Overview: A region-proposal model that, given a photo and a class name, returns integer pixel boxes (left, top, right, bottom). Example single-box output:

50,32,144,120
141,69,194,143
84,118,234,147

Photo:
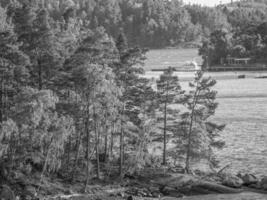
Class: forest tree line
0,0,226,188
2,0,267,49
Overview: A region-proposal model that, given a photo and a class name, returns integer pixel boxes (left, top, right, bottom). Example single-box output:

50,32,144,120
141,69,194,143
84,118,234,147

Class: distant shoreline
143,70,267,81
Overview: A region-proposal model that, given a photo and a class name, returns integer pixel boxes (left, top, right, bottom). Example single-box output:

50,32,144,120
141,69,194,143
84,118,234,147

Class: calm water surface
145,49,267,176
213,79,267,176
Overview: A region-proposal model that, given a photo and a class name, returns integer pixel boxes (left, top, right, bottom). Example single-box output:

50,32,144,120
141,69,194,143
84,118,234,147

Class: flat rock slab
162,192,267,200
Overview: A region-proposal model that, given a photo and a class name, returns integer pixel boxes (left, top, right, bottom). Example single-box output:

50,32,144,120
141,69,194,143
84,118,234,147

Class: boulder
189,181,242,195
237,173,258,186
25,185,37,197
127,196,134,200
160,186,184,198
249,183,262,189
0,185,16,200
222,175,244,188
260,177,267,190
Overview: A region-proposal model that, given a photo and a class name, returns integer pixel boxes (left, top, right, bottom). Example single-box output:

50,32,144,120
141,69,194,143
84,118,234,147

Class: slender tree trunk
185,86,199,174
94,106,100,179
40,138,53,180
66,135,71,171
185,111,194,174
103,113,108,163
4,80,8,122
38,60,42,90
104,132,108,163
0,78,3,125
163,81,169,165
110,123,115,160
163,100,167,165
119,117,124,179
84,100,91,189
9,131,15,168
71,131,82,181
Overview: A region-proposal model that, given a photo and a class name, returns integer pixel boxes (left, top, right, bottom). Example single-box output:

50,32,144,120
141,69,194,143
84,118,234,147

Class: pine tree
179,71,225,173
61,28,122,187
12,2,36,53
0,5,29,125
125,77,157,174
31,8,62,90
156,67,182,165
114,31,147,179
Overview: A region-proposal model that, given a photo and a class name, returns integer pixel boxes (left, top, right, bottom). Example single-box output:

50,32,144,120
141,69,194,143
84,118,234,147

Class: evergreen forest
0,0,266,199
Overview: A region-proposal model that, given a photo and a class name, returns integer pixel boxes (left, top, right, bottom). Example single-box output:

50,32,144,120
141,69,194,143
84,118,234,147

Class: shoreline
142,70,267,81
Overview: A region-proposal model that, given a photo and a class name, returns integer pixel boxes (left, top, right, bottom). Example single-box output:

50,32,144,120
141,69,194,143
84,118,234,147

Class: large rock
238,174,258,186
166,192,267,200
0,185,16,200
160,186,184,198
155,173,242,196
222,174,244,188
189,181,242,195
260,177,267,190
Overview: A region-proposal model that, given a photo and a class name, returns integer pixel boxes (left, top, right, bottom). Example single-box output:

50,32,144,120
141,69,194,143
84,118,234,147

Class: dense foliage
1,0,266,50
0,0,226,193
198,0,267,66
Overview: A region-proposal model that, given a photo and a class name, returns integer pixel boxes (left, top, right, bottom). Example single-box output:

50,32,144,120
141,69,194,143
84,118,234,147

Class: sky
183,0,233,7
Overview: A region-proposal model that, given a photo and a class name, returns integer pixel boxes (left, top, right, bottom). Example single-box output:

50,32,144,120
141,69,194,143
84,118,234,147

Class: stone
117,192,125,198
262,184,267,190
222,174,244,188
249,183,262,189
0,185,16,200
160,186,183,198
239,174,258,186
260,177,267,185
151,190,161,198
25,186,37,197
127,196,134,200
260,177,267,190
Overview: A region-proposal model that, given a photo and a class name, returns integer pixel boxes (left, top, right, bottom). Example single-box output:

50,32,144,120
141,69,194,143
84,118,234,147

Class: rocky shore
1,167,267,200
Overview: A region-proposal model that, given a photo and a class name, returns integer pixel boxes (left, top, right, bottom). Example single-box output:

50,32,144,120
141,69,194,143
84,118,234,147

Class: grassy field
144,48,202,71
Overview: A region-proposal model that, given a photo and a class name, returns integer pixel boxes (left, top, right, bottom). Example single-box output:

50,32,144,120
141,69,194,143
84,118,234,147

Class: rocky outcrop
0,185,16,200
238,173,258,186
222,174,244,188
170,192,267,200
260,177,267,190
154,173,243,196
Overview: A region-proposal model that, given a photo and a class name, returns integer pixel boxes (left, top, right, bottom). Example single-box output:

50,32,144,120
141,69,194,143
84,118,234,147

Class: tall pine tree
156,67,182,165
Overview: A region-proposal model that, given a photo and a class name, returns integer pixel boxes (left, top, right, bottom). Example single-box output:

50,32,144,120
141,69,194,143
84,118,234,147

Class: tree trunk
104,132,108,163
38,60,42,90
84,101,91,190
163,81,169,166
163,100,167,165
110,123,115,160
185,86,199,174
66,135,71,171
0,79,3,125
103,113,108,163
94,106,100,179
71,131,82,181
119,117,124,180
